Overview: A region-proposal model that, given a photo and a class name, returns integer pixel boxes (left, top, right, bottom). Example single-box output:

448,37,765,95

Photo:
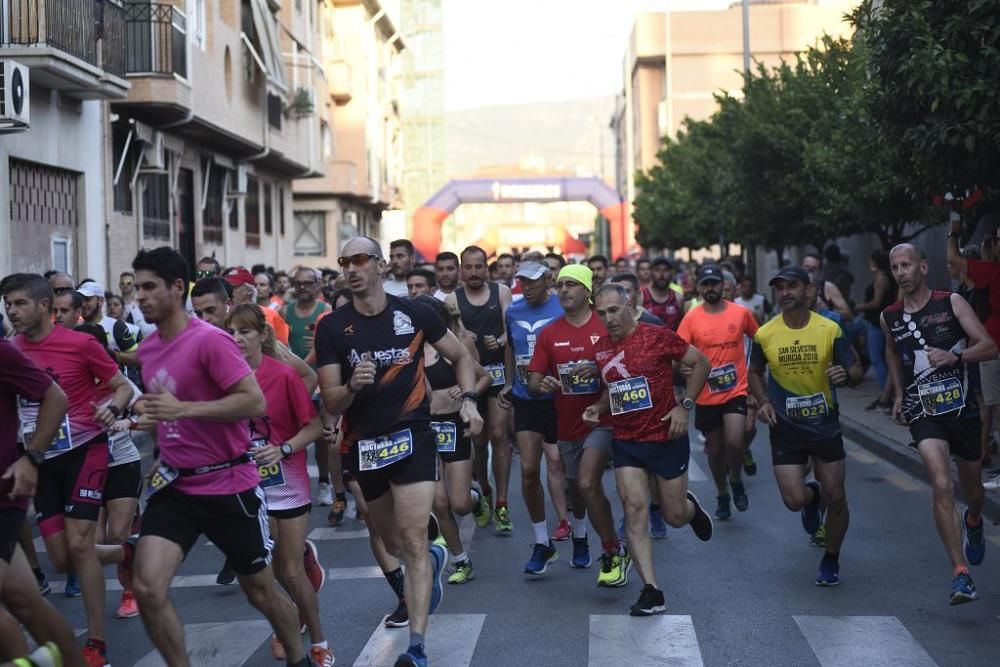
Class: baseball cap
651,257,674,269
768,265,811,286
514,261,549,281
696,264,723,285
224,267,254,288
76,282,105,298
557,265,593,292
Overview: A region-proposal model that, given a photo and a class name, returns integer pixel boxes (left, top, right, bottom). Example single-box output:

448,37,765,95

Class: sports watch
23,449,45,467
279,443,294,459
680,397,695,411
461,392,478,402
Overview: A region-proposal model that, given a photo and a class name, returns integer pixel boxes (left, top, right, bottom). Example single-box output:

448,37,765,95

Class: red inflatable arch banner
411,177,630,260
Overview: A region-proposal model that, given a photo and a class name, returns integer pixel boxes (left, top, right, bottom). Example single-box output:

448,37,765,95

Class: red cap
224,267,254,287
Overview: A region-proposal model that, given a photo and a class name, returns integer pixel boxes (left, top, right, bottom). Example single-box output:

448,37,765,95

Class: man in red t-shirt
528,265,628,588
583,283,713,617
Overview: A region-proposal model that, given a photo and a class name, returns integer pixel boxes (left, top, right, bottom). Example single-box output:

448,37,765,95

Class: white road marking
134,620,271,666
352,614,486,667
589,614,704,667
794,615,938,667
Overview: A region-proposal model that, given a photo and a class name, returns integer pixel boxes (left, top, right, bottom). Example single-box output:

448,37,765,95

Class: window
142,171,171,241
278,186,285,235
241,0,258,83
263,182,273,235
112,124,135,214
188,0,206,49
51,238,70,274
245,175,260,247
203,164,227,245
293,211,324,256
267,93,282,129
321,122,333,160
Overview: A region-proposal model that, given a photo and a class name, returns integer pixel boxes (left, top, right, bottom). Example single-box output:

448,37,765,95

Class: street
36,429,1000,667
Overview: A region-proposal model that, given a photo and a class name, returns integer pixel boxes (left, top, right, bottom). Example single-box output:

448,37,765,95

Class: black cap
696,264,723,284
651,256,674,269
768,265,811,286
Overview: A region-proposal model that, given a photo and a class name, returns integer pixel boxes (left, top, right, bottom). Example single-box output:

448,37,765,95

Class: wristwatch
279,443,294,459
954,350,964,365
680,397,695,411
23,450,45,467
106,404,122,418
461,391,478,402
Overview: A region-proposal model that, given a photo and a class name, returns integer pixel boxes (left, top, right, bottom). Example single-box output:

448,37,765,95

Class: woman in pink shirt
225,305,333,667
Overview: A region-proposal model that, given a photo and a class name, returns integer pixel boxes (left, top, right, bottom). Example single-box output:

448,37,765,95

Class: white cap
76,282,105,298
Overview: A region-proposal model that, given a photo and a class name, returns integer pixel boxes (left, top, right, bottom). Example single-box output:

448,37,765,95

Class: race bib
431,421,457,453
707,363,738,393
358,429,414,471
18,397,73,453
485,363,506,387
515,356,532,386
557,361,599,395
251,438,286,488
146,463,179,498
609,376,653,415
918,377,965,417
785,392,830,422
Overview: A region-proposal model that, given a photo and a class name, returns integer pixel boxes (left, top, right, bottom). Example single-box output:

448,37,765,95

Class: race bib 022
785,392,830,422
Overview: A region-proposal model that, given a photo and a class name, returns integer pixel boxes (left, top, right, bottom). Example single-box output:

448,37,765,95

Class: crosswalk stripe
328,566,385,580
309,527,371,540
794,615,938,667
588,615,703,667
134,620,271,666
352,614,486,667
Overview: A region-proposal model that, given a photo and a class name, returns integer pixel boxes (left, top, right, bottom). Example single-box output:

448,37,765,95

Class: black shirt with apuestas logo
315,294,447,442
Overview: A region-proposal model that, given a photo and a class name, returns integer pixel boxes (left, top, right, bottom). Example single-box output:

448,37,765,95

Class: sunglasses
337,253,381,268
53,287,74,295
293,280,318,288
195,269,217,279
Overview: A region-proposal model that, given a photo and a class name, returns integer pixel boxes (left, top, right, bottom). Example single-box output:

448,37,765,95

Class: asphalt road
34,428,1000,666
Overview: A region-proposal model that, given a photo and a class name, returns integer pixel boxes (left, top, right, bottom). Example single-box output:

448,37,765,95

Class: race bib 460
609,377,653,415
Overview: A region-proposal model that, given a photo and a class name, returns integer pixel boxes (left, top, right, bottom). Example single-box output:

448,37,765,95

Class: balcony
1,0,129,99
328,60,352,105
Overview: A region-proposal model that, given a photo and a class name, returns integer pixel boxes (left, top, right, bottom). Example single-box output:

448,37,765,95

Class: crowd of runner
0,229,997,666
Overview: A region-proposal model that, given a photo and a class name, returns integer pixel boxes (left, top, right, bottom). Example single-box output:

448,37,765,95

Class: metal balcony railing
123,2,186,78
2,0,125,70
101,1,125,77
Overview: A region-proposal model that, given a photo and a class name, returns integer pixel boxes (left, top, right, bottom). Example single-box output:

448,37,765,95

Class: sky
442,0,734,111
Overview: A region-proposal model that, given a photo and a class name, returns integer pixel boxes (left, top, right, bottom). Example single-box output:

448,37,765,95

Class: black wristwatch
461,391,478,402
680,397,695,411
279,443,294,459
954,350,964,365
23,449,45,467
107,404,122,418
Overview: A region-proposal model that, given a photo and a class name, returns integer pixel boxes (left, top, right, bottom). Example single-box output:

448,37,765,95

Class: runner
585,284,714,615
748,265,862,587
415,295,490,585
528,265,630,587
676,264,759,521
384,239,416,297
51,291,82,329
883,243,995,604
499,260,572,574
119,271,157,338
77,281,140,368
406,269,436,299
225,267,291,346
225,304,334,665
587,256,609,290
316,236,484,667
641,258,684,330
447,246,514,533
736,274,771,326
2,273,135,666
433,252,460,301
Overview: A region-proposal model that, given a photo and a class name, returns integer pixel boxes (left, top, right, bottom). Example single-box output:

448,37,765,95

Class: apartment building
0,0,130,279
106,0,325,277
292,0,404,266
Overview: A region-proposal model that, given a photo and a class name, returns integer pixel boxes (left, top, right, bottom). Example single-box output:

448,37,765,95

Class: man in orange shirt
677,264,759,521
225,267,290,345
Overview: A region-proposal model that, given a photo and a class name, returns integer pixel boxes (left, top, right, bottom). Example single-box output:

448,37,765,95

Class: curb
841,414,1000,524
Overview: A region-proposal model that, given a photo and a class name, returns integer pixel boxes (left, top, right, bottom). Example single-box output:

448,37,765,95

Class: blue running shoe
616,517,626,542
801,481,822,535
815,557,840,587
429,539,446,614
649,509,667,539
571,536,592,568
963,508,985,566
950,571,979,605
64,572,81,598
394,643,428,667
523,541,558,575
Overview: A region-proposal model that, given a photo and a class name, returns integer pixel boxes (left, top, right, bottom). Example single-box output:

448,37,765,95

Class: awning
248,0,288,95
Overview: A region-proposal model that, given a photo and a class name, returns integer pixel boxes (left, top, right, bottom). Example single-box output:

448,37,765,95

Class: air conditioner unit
140,132,166,172
227,164,249,197
0,60,30,132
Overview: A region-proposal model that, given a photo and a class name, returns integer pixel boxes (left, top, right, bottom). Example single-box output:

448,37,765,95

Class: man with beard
384,240,416,297
78,282,139,369
448,246,514,533
642,258,684,331
677,265,759,521
748,266,862,587
434,252,460,301
637,258,652,291
587,255,609,290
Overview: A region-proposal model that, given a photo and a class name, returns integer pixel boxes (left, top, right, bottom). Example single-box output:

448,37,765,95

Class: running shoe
310,645,335,667
815,557,840,587
317,482,334,506
649,509,668,539
81,640,107,667
448,559,474,585
394,644,428,667
384,599,409,628
552,518,572,541
523,541,558,575
950,571,979,605
963,508,986,566
64,572,81,598
14,641,61,667
687,492,713,541
474,491,493,528
731,480,749,512
494,506,513,535
327,498,347,526
597,552,629,587
571,536,592,568
743,448,758,476
34,569,50,597
810,524,827,548
216,561,236,586
304,539,326,592
715,494,732,521
629,584,666,616
116,589,139,618
429,539,446,613
801,480,823,535
984,474,1000,491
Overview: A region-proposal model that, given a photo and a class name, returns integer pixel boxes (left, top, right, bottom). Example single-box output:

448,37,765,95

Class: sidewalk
838,376,1000,522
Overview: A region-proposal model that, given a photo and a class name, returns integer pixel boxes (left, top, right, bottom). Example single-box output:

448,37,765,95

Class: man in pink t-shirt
120,247,312,667
2,272,134,666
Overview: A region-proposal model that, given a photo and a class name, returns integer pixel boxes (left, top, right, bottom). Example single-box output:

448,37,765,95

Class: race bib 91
431,421,457,453
609,377,653,415
358,429,414,471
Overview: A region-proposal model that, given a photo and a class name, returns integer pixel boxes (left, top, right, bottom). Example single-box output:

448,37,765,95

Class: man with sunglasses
316,237,484,667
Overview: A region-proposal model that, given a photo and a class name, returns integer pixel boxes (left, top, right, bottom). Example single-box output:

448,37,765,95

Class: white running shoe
317,482,334,506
